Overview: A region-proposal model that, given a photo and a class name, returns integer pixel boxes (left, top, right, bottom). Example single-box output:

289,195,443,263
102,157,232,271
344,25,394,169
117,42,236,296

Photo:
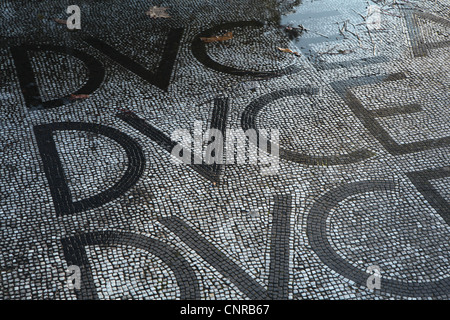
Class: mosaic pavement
0,0,449,300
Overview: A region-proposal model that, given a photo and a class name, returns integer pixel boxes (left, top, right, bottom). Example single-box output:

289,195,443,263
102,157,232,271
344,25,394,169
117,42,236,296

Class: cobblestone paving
0,0,449,299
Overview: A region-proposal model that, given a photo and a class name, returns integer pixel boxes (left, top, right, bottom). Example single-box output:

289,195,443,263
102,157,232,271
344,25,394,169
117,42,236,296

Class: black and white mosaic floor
0,0,449,300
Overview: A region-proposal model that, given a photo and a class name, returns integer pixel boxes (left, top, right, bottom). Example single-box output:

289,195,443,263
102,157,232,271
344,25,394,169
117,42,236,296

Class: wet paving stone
0,0,449,300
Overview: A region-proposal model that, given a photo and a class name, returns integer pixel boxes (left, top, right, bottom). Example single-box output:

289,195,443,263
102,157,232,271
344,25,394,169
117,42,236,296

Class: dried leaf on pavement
54,18,67,25
70,94,90,99
200,32,233,43
277,47,301,56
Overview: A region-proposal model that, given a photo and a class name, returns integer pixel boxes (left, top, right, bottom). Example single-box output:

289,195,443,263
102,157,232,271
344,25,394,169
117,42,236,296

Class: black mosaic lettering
306,180,450,297
241,87,374,165
82,28,183,92
330,73,450,155
61,231,200,300
192,21,301,77
159,195,292,300
11,44,105,110
402,9,450,57
406,166,450,226
116,97,229,183
34,122,145,216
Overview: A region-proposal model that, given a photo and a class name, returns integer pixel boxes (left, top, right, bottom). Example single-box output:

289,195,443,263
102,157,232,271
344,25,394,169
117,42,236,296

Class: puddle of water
279,0,371,61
